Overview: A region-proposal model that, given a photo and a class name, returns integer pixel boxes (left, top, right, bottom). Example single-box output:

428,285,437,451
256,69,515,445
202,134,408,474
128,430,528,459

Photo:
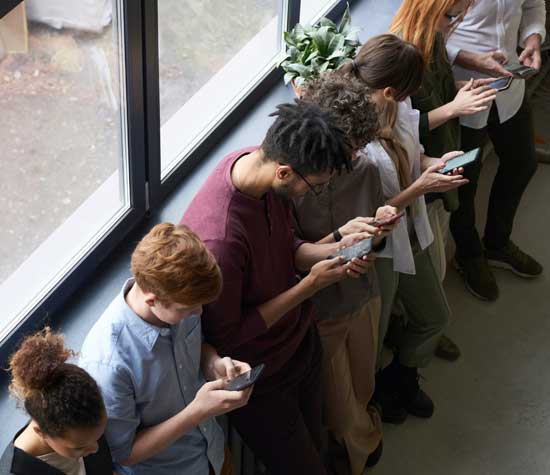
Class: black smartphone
225,364,265,391
439,148,481,175
505,63,537,78
488,76,513,91
330,238,373,263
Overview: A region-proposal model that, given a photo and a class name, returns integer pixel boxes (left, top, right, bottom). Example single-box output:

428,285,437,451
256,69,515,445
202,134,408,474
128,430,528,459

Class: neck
125,282,167,328
14,421,54,457
231,148,276,199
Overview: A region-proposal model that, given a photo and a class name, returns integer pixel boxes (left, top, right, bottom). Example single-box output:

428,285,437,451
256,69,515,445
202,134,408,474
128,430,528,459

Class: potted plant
280,4,361,96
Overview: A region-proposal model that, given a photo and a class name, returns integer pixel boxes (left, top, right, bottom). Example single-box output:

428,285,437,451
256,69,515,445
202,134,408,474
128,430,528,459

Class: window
299,0,340,24
0,0,133,341
158,0,288,179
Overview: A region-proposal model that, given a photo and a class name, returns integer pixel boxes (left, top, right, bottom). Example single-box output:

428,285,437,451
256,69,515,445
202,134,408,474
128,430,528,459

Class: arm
454,49,513,77
519,0,546,48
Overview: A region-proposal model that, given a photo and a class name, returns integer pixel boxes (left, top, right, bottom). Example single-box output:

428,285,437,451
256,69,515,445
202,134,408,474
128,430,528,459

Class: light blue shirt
79,279,225,475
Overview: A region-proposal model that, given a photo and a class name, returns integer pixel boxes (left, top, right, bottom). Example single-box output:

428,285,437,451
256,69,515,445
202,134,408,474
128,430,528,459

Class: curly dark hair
261,99,352,175
301,72,380,151
8,327,105,437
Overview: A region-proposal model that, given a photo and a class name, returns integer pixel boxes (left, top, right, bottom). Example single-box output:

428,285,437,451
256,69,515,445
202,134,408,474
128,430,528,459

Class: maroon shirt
181,147,312,379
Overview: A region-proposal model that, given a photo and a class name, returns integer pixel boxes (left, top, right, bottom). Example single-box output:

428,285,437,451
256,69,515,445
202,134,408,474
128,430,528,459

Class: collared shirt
447,0,546,129
79,279,224,475
364,98,434,275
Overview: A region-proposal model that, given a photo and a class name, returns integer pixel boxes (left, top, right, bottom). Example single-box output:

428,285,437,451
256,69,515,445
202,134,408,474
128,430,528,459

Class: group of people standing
1,0,546,474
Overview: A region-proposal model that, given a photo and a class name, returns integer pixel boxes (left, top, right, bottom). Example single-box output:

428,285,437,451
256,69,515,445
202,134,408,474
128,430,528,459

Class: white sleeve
519,0,546,47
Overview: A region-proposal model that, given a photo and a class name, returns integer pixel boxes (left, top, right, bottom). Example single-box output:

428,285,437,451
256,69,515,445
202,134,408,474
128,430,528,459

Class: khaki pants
427,200,451,283
317,298,383,475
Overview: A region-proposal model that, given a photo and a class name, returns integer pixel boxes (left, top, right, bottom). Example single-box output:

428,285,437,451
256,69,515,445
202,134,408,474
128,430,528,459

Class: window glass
158,0,286,178
0,0,130,340
299,0,339,24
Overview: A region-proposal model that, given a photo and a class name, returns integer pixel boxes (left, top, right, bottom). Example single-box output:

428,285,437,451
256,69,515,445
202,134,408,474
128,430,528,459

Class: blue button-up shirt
79,279,225,475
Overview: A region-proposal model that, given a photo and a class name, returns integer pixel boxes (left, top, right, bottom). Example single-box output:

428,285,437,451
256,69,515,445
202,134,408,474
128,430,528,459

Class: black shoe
435,334,461,362
399,365,434,419
366,441,384,469
374,371,408,425
485,240,543,278
454,254,499,301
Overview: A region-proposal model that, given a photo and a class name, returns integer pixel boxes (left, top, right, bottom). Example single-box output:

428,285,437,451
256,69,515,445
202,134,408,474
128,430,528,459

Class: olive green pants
376,248,450,368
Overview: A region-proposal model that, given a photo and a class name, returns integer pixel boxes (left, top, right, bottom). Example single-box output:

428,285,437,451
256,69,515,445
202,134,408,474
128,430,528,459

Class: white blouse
446,0,546,129
364,98,434,275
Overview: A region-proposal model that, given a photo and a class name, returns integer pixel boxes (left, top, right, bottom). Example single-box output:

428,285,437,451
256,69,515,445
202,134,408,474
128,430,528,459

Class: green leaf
311,26,334,57
338,3,352,35
283,71,297,85
283,31,296,47
319,61,331,73
285,63,313,78
326,33,345,57
345,27,361,45
295,76,307,88
319,17,337,31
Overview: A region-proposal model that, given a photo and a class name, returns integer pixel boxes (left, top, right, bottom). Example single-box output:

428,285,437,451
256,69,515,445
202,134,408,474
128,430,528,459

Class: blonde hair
131,223,222,306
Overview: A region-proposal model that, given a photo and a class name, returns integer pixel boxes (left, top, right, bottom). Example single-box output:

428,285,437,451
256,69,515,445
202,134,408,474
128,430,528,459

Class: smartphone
505,63,537,78
225,364,265,391
439,148,481,175
330,238,373,263
488,76,513,91
372,211,405,227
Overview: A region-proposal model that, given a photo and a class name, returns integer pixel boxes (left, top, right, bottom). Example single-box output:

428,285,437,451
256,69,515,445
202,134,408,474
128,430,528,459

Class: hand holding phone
439,148,481,175
372,211,405,227
505,63,537,79
329,238,373,263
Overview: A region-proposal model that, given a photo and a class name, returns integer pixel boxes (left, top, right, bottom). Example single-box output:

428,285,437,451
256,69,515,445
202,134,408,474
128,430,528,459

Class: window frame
0,0,148,362
0,0,355,362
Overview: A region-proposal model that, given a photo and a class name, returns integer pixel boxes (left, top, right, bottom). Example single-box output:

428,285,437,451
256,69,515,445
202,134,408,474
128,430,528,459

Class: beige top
293,154,384,321
37,452,86,475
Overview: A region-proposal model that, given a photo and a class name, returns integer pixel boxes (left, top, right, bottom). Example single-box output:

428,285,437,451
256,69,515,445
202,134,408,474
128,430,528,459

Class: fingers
204,378,227,391
442,151,464,162
491,50,508,64
460,78,474,91
518,48,530,63
221,357,238,380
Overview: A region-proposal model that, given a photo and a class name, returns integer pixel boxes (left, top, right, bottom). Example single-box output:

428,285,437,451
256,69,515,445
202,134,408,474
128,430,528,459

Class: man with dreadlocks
182,99,372,475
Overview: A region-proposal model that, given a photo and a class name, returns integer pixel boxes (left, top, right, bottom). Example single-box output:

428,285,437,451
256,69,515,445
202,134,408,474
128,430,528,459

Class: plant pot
291,79,303,98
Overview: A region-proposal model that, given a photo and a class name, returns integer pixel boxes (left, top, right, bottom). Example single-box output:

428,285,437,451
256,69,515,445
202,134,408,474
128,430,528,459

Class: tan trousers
317,298,383,475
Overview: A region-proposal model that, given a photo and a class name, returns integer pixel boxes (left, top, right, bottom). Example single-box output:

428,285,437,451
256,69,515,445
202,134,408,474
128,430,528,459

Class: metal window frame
143,0,303,208
0,0,148,363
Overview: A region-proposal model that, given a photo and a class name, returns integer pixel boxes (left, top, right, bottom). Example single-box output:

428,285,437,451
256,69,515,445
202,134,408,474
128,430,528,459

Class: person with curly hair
182,100,372,475
294,71,397,474
0,327,113,475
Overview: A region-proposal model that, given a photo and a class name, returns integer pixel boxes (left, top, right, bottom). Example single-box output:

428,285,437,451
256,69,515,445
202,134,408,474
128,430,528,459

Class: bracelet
333,229,343,242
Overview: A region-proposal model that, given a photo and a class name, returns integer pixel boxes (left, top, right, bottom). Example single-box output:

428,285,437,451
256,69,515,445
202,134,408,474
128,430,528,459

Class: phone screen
488,77,512,91
226,364,265,391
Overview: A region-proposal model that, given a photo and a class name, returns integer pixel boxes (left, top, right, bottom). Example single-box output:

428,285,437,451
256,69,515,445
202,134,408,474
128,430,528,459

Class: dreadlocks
261,99,353,175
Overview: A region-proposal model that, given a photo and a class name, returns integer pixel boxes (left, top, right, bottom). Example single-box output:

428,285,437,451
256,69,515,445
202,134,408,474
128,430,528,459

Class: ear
275,164,294,182
383,87,396,101
143,293,157,308
33,425,45,439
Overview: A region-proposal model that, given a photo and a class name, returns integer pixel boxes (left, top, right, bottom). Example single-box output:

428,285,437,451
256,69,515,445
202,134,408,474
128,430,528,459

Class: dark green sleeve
418,111,430,143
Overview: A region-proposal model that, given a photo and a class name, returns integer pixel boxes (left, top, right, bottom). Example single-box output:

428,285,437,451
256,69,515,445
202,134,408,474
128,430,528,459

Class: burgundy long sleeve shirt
181,147,312,379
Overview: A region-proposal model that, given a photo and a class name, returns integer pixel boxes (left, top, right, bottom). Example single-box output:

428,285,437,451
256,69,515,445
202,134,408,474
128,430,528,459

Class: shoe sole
452,259,498,302
487,259,542,279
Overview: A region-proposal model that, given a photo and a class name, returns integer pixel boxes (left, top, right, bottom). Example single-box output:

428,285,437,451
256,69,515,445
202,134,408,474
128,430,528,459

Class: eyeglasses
294,169,329,196
444,12,460,22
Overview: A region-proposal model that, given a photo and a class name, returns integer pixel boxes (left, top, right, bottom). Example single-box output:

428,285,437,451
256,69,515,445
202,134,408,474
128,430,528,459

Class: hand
374,205,400,236
473,51,513,77
417,160,469,194
456,77,498,89
338,216,381,238
306,252,370,292
192,379,252,419
519,33,542,72
449,79,497,118
211,357,251,381
340,231,373,249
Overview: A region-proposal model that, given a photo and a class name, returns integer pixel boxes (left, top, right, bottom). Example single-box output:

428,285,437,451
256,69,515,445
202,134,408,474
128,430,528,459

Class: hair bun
9,327,74,399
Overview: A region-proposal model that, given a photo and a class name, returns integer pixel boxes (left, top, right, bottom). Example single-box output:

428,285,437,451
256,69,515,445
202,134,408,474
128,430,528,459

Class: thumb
442,151,464,162
204,378,226,391
461,78,474,91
